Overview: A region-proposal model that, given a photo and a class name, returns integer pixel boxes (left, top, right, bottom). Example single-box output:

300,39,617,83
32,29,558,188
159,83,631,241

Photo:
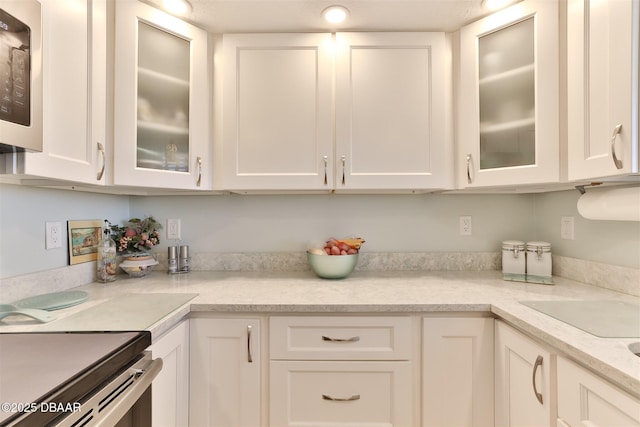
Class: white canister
526,241,552,281
502,240,526,280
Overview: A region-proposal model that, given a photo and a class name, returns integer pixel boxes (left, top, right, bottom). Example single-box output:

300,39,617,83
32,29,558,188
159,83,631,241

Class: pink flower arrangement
110,216,162,254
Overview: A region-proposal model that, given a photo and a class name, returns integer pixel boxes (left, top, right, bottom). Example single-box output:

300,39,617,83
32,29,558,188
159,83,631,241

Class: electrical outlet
459,216,472,236
167,218,181,240
45,222,63,249
561,216,575,240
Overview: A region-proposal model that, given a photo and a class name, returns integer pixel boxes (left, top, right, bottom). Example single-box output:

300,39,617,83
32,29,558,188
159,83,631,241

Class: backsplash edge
552,254,640,297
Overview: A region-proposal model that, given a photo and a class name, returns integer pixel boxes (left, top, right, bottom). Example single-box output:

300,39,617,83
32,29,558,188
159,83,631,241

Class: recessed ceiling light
163,0,192,16
322,5,350,24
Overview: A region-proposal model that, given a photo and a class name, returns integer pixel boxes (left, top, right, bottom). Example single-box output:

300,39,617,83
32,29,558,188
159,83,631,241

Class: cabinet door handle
341,155,346,185
323,155,328,185
466,154,473,184
247,325,253,363
532,355,544,405
322,335,360,343
96,142,105,181
196,157,202,187
610,124,623,169
322,394,360,402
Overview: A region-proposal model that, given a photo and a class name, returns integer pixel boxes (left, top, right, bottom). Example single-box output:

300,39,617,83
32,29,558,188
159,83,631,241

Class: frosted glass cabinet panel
136,22,190,172
458,0,559,188
478,18,535,170
114,0,209,190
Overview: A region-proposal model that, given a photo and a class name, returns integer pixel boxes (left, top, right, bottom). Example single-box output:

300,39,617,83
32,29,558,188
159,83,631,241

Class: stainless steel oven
53,352,161,427
0,331,162,427
0,0,42,152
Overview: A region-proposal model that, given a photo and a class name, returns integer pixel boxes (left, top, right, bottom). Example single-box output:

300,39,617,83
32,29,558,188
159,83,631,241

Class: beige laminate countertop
1,270,639,397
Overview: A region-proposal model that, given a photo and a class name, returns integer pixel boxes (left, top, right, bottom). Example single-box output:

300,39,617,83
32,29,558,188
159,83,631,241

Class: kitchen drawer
270,360,414,426
270,316,413,360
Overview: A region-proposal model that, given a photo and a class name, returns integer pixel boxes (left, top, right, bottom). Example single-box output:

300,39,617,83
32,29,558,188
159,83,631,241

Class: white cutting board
520,300,640,338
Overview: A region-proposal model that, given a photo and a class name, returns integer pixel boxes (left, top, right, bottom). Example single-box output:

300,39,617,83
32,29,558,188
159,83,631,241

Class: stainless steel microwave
0,0,42,152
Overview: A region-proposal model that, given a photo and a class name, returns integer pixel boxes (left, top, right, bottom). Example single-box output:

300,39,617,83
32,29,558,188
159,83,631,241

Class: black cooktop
0,331,150,426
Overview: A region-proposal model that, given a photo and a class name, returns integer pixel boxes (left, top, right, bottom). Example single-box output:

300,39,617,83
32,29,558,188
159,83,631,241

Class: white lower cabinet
269,316,416,426
557,356,640,427
185,314,637,427
422,316,494,427
495,320,556,427
189,317,263,427
149,320,189,427
270,361,413,427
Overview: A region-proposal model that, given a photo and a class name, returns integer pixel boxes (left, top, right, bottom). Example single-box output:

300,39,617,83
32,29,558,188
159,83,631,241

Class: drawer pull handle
322,335,360,343
532,355,544,405
322,394,360,402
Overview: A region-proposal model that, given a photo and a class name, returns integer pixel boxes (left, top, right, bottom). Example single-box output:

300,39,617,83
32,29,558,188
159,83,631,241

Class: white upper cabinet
567,0,639,181
1,0,107,185
220,32,450,192
458,0,559,188
113,0,210,190
220,33,334,191
335,32,451,191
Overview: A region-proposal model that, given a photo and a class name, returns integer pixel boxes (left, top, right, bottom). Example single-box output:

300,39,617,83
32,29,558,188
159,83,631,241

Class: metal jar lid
502,240,525,251
526,241,551,258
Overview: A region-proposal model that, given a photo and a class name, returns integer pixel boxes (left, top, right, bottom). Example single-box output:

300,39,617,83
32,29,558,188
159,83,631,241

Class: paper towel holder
576,184,640,221
575,182,603,195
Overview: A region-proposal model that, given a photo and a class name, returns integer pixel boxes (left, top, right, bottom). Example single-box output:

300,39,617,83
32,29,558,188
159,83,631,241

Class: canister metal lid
526,241,551,252
502,240,525,250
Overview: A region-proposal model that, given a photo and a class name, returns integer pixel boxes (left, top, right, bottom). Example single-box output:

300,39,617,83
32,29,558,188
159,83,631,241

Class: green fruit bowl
307,251,359,279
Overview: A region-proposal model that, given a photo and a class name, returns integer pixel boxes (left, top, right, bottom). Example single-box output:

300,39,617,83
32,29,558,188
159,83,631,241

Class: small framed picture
68,220,102,265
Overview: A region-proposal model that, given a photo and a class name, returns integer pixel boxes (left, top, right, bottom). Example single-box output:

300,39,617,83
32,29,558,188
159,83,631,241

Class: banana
337,238,365,249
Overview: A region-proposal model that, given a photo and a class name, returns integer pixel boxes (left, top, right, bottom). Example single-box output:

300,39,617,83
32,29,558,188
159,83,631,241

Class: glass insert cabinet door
458,0,559,188
114,0,209,189
136,22,190,172
478,18,535,170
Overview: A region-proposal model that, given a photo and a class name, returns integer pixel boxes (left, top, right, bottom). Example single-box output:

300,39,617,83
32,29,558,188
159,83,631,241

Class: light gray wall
1,185,638,280
532,189,640,268
0,184,130,278
130,193,537,253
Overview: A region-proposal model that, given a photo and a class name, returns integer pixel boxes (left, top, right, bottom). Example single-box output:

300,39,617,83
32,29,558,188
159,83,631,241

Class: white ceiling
150,0,495,33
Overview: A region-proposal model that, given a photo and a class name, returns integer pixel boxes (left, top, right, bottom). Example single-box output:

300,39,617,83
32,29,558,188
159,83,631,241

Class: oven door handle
53,355,163,427
94,357,163,427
